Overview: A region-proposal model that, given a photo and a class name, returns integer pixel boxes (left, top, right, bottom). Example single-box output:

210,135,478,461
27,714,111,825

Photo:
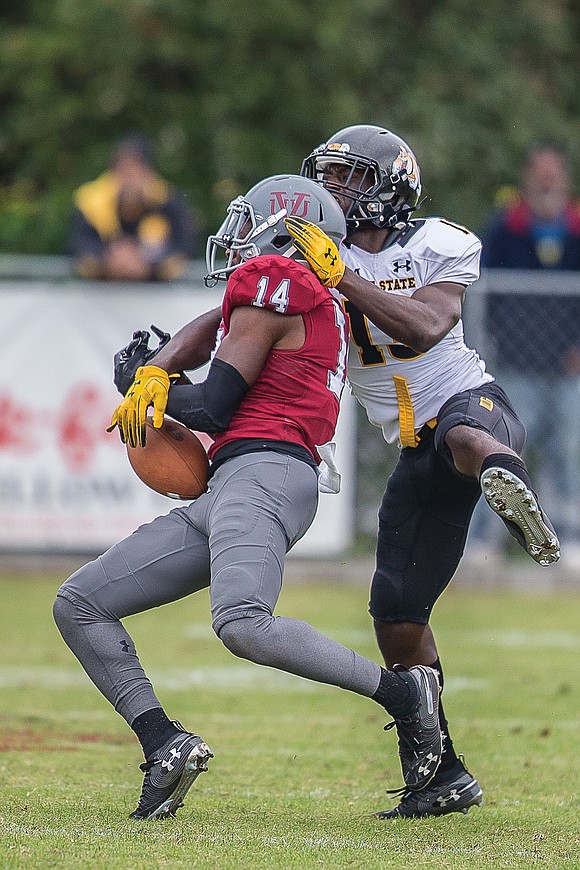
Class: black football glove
112,324,172,396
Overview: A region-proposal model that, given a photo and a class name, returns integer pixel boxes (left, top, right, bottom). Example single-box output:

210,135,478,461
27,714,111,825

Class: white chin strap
251,207,288,239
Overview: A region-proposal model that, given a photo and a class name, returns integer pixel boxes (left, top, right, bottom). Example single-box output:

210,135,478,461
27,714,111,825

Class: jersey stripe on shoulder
395,220,426,249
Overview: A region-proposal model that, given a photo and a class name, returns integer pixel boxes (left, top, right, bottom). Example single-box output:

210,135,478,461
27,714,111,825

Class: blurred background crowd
1,0,579,564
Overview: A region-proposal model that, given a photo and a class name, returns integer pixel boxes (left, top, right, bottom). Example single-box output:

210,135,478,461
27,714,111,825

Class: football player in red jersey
54,175,444,820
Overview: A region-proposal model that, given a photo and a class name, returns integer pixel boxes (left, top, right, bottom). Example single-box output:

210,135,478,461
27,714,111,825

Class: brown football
127,418,209,500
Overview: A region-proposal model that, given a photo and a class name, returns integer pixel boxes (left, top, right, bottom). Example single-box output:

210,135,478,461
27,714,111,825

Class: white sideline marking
442,676,489,694
0,665,488,693
183,623,215,639
0,664,323,692
474,629,580,649
148,666,323,692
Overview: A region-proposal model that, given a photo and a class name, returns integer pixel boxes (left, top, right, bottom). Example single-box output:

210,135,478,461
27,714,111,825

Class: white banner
0,282,354,556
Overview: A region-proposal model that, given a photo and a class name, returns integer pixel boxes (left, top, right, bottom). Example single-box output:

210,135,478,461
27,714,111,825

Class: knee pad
52,594,79,639
217,614,273,663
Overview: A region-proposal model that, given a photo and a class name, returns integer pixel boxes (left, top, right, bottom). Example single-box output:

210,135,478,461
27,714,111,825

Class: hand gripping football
126,418,209,499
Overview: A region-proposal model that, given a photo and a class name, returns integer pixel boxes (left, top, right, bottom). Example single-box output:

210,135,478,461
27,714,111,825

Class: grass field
0,562,579,869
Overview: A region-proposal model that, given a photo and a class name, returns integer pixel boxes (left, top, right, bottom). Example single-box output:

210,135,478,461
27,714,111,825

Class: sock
131,707,180,759
480,452,532,490
372,667,420,717
430,658,460,773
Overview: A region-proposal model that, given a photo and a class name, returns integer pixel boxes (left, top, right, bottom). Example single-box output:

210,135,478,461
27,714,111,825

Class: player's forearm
154,307,222,372
340,268,447,353
166,359,249,433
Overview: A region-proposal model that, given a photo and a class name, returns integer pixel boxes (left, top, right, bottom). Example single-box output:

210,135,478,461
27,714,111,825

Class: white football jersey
339,217,493,445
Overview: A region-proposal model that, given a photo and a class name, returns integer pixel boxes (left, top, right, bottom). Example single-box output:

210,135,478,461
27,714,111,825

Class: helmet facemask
301,126,422,234
205,197,295,285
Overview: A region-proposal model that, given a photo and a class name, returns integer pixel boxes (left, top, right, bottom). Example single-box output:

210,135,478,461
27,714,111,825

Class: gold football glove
107,364,178,448
284,217,345,288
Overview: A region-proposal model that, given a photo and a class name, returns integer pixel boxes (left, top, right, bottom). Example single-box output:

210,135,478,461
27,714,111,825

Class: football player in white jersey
285,124,561,819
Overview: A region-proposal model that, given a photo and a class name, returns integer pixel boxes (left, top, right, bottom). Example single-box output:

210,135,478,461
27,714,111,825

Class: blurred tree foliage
1,0,579,253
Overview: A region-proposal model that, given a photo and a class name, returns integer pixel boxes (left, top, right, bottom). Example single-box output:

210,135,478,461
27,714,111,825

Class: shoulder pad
226,255,328,315
395,220,425,248
418,217,482,259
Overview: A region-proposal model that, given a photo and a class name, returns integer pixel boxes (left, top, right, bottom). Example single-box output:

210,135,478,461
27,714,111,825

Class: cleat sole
148,742,213,819
481,468,560,566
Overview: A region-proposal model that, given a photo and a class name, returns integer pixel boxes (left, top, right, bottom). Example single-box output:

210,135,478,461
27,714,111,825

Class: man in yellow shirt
70,133,198,281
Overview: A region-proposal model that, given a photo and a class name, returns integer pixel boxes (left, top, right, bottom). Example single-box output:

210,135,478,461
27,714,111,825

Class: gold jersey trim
393,375,419,447
393,375,437,447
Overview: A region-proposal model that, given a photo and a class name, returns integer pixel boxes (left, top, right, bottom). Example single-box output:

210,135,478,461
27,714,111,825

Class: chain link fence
355,269,580,564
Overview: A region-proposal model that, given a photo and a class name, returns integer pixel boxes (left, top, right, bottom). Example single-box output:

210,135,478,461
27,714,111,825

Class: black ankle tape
132,708,179,759
373,667,420,716
480,453,532,489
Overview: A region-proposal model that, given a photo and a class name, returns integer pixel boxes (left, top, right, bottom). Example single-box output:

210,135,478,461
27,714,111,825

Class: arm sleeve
165,357,249,433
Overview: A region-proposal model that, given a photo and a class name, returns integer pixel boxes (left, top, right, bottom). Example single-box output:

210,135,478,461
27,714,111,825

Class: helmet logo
327,143,351,154
269,190,312,218
393,148,420,190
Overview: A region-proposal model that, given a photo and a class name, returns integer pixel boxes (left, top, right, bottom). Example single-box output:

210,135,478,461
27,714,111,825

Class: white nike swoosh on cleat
424,675,434,714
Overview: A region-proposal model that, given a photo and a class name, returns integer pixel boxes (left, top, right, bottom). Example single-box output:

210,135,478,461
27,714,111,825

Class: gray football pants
54,452,382,725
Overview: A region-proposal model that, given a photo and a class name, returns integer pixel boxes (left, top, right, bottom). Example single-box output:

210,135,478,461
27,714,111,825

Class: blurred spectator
70,133,199,281
476,143,580,561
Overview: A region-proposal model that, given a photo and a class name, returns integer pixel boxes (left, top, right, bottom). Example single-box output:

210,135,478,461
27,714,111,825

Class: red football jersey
208,255,348,464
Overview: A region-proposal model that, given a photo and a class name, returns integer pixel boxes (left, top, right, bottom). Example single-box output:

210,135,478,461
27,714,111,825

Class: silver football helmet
205,173,346,285
301,124,422,233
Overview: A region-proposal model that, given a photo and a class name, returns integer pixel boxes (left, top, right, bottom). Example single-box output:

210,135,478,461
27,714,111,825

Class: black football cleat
130,723,213,819
481,467,560,565
376,759,483,819
385,664,442,791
